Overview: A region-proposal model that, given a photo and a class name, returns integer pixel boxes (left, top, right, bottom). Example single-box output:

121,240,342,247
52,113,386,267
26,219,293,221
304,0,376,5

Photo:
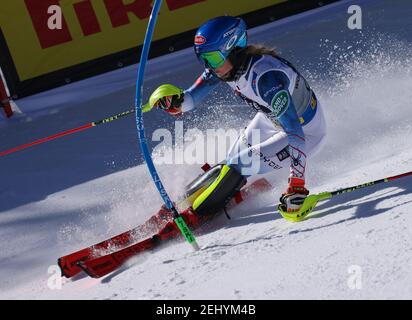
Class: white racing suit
182,53,327,180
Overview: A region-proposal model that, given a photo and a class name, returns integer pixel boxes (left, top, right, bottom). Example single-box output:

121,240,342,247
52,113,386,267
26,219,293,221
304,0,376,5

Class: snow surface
1,0,411,299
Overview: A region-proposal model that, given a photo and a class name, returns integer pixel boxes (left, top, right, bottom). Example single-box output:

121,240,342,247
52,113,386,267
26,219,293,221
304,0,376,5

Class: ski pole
280,170,412,222
134,0,199,251
0,108,135,157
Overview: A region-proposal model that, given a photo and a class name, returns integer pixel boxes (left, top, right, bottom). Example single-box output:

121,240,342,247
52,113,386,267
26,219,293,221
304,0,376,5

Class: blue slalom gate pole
134,0,199,251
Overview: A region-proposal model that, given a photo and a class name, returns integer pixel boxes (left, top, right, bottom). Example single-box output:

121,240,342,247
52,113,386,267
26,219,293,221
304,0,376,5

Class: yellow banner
0,0,284,81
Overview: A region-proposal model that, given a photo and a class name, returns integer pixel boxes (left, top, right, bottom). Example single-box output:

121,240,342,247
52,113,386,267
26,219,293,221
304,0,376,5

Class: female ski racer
145,16,327,222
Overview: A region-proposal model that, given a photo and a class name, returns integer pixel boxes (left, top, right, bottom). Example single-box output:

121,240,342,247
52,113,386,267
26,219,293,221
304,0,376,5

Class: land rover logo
271,90,290,117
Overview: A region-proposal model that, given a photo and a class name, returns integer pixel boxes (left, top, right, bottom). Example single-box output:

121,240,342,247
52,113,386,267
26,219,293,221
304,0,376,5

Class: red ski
58,205,175,278
77,178,272,278
78,235,161,278
58,177,272,279
78,217,184,278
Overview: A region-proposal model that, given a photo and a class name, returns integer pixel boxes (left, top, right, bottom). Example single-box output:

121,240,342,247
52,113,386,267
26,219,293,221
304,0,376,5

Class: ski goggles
199,33,247,69
198,32,247,69
199,51,226,69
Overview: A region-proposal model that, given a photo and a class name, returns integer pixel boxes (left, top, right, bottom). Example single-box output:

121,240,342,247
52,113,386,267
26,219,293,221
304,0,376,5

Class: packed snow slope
1,0,411,299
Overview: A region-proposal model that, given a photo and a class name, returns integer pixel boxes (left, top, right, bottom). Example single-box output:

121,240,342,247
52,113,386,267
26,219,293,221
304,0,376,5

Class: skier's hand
279,178,309,212
154,94,184,117
143,84,184,117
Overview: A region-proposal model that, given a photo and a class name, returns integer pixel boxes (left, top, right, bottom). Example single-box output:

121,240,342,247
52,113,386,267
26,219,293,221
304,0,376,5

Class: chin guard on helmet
142,84,183,113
